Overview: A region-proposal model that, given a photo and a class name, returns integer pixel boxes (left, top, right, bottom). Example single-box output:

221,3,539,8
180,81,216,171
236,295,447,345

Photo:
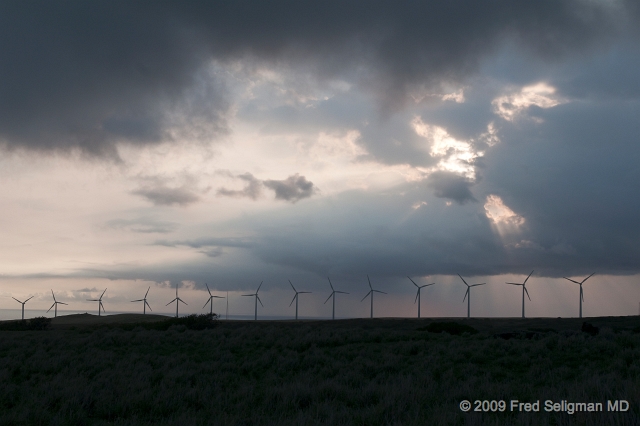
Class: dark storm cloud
1,0,633,157
427,171,477,204
218,173,318,202
263,174,317,203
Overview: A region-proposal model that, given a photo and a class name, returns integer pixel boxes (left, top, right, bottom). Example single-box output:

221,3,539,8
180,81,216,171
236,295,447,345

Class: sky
1,0,640,319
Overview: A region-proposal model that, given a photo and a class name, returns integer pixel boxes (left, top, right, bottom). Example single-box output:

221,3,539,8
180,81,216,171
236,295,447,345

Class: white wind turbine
407,276,435,318
242,281,263,320
361,275,387,319
12,295,34,320
131,286,152,314
87,289,107,316
203,283,224,315
289,280,311,320
458,274,486,318
47,290,67,317
325,277,349,320
166,285,187,318
563,273,595,318
506,271,533,318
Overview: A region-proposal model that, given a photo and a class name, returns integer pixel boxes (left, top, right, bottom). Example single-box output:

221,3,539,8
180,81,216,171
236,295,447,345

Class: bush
418,321,478,335
0,316,51,331
122,313,219,331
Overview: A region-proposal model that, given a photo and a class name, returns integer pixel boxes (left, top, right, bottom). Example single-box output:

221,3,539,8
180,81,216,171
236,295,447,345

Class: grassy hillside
0,315,638,425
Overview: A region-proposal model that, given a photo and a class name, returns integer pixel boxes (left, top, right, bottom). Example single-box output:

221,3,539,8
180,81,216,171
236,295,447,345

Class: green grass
0,318,638,425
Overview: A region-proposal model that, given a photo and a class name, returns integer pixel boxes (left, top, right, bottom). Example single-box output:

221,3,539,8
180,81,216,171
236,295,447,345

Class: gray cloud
218,173,318,203
1,1,634,157
216,173,263,200
132,184,202,207
104,217,179,234
263,174,317,203
427,171,477,204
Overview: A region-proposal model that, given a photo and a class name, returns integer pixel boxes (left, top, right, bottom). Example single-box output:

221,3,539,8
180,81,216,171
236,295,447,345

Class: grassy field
0,315,639,425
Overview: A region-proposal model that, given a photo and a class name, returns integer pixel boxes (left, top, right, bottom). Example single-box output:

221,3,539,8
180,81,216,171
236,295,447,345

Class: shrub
418,321,478,335
0,316,51,331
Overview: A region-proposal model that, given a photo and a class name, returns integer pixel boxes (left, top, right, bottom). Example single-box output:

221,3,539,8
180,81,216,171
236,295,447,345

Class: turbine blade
300,291,311,294
289,280,296,293
257,281,263,293
179,298,188,305
563,277,580,284
374,290,387,294
166,298,177,306
257,295,263,307
582,273,595,284
523,270,534,285
145,286,150,298
463,288,469,302
328,277,334,291
367,275,372,290
422,283,435,288
324,293,334,304
505,282,521,286
100,288,107,298
471,283,486,287
206,283,212,296
12,297,21,303
289,294,297,307
407,276,419,288
336,291,349,294
203,299,211,309
414,290,419,303
25,296,34,302
458,274,469,286
361,291,371,302
59,302,68,305
241,294,254,297
145,301,152,311
47,303,55,313
524,287,531,301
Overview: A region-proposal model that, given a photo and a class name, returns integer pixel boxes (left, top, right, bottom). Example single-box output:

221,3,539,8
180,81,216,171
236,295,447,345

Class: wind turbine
361,275,387,319
458,274,486,318
166,285,187,318
563,273,595,318
203,283,224,316
12,296,34,320
131,286,152,314
87,289,107,316
289,280,311,320
407,277,435,318
324,277,348,320
506,271,533,318
47,290,67,317
242,281,263,320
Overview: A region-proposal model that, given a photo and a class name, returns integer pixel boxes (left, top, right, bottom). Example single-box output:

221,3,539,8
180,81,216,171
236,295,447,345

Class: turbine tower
289,280,311,320
12,296,34,320
458,274,486,318
242,281,263,320
563,273,595,318
47,290,67,317
407,277,435,318
131,286,152,314
166,285,187,318
325,277,349,320
361,275,387,319
203,283,224,315
506,271,533,318
87,289,107,317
